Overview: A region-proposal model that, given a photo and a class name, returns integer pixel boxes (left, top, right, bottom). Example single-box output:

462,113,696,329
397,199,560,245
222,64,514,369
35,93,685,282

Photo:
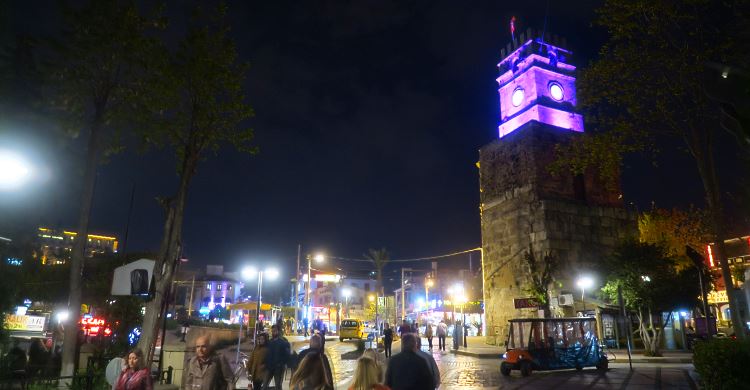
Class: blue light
128,327,141,346
199,307,210,315
6,258,22,266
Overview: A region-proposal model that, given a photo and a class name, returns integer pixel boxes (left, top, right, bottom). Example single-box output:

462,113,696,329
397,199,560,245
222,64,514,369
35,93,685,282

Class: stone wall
479,124,636,345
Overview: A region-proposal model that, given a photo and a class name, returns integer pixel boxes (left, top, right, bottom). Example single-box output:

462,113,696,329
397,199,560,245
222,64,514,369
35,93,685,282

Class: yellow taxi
339,319,365,341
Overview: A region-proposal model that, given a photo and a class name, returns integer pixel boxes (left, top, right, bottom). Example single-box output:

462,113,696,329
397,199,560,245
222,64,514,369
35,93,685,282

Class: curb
450,350,693,363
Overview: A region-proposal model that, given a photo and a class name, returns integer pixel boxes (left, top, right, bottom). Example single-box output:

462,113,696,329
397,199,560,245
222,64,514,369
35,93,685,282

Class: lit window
217,284,223,291
227,285,232,291
206,283,212,291
549,82,564,101
511,88,524,107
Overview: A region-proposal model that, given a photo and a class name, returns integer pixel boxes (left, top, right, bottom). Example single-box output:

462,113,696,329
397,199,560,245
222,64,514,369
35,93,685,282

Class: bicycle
600,344,617,362
233,352,249,385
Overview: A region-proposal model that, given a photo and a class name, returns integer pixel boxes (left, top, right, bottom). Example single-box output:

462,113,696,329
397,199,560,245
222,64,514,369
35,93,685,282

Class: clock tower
478,29,635,345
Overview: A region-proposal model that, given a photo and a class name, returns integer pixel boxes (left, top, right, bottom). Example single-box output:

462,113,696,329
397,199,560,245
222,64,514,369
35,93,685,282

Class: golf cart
500,317,608,377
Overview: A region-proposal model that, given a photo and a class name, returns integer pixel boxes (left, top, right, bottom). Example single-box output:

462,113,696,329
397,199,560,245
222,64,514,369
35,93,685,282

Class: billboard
4,314,45,332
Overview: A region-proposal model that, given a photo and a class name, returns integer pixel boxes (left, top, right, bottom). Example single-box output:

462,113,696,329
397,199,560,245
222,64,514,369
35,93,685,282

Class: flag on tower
510,16,516,41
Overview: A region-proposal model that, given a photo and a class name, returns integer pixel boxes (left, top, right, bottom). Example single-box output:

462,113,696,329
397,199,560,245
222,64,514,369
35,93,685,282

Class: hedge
693,338,750,390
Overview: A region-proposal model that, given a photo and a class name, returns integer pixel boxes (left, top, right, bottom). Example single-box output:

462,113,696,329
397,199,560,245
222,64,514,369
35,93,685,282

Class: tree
551,0,750,339
638,207,712,270
363,248,389,321
520,245,559,318
41,1,166,376
136,5,255,358
599,240,700,356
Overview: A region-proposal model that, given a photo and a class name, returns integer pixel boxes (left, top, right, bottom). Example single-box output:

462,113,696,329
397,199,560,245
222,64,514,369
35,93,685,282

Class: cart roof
508,317,597,323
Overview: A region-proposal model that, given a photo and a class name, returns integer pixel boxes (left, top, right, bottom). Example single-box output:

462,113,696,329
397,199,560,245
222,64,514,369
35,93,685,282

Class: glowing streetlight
304,253,326,330
238,265,279,361
342,288,351,317
0,150,32,191
425,277,434,311
576,276,594,312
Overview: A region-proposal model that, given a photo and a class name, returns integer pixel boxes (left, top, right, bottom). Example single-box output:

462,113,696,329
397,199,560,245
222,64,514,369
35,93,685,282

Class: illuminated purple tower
478,30,635,345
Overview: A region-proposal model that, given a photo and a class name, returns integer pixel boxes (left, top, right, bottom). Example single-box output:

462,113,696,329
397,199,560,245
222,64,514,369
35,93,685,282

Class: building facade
479,30,635,345
36,227,118,265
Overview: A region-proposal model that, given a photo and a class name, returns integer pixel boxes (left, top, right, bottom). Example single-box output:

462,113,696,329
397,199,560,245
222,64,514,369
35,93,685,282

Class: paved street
235,339,699,389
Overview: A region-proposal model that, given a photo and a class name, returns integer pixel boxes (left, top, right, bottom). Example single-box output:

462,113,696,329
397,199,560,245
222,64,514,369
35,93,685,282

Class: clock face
511,88,524,107
549,82,564,101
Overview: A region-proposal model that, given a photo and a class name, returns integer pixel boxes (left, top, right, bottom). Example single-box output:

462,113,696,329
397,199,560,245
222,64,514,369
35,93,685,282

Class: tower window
549,82,564,101
511,87,525,107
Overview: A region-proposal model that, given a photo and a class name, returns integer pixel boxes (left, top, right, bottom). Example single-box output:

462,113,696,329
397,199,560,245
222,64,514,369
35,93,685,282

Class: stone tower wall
479,124,636,345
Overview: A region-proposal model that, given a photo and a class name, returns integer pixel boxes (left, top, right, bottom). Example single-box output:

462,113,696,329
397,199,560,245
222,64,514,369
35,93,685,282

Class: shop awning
227,302,273,311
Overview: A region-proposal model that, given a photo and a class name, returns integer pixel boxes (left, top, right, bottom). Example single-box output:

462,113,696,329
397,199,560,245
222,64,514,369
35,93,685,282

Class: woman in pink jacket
115,349,153,390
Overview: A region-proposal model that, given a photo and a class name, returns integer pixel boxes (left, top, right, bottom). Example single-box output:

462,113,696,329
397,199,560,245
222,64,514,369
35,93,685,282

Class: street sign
513,297,540,309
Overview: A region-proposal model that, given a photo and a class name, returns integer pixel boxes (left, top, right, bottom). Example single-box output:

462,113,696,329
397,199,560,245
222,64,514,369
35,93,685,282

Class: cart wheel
575,364,583,371
340,337,344,342
500,362,512,376
519,361,532,377
596,359,609,371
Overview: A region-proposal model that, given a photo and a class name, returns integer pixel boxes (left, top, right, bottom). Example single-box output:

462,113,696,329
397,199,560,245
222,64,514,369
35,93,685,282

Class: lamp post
305,253,325,333
449,283,467,350
240,266,279,362
425,277,434,313
369,293,379,347
342,288,351,318
576,276,594,314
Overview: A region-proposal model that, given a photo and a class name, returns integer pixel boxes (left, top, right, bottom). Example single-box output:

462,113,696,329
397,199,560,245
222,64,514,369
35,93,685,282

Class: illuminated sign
4,314,45,332
707,290,728,304
314,274,341,282
79,316,111,336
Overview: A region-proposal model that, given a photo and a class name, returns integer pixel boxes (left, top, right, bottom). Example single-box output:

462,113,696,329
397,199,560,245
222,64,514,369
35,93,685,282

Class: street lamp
576,276,594,313
239,266,279,361
305,253,325,333
425,277,434,312
0,149,32,191
342,288,351,318
449,283,467,349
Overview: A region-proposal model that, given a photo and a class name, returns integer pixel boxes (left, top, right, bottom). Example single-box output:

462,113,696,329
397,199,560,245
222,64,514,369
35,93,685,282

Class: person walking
247,333,270,390
424,324,433,351
384,334,434,390
398,321,410,337
349,357,390,390
296,335,333,386
115,349,152,390
436,321,447,352
289,352,333,390
382,324,394,358
28,338,49,378
182,335,234,390
264,325,291,389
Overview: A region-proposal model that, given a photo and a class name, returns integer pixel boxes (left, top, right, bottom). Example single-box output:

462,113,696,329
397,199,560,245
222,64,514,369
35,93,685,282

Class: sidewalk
450,337,694,363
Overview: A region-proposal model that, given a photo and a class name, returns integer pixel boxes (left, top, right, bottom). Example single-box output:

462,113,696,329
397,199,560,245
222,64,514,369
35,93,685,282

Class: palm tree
364,248,389,322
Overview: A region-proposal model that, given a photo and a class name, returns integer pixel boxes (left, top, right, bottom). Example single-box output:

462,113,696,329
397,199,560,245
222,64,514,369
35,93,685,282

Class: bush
693,338,750,389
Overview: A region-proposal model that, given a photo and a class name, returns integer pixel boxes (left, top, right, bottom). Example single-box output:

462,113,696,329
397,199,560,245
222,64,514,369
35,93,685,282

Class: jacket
436,323,447,337
385,350,434,390
416,350,440,388
424,325,433,338
115,367,152,390
247,345,268,382
265,337,291,370
181,354,234,390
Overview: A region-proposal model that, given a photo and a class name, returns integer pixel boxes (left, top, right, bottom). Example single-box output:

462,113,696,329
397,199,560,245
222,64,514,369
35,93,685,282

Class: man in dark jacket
385,333,434,390
263,325,290,389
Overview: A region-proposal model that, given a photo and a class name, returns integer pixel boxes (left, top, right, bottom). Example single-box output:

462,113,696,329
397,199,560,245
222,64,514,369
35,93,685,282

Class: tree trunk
688,126,745,339
60,119,103,378
137,153,196,361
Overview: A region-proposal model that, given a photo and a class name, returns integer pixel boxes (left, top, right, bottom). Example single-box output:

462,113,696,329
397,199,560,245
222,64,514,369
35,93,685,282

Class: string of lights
326,247,482,263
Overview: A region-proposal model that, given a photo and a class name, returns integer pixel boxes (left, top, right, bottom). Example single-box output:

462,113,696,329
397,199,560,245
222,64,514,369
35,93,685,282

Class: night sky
1,1,745,296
